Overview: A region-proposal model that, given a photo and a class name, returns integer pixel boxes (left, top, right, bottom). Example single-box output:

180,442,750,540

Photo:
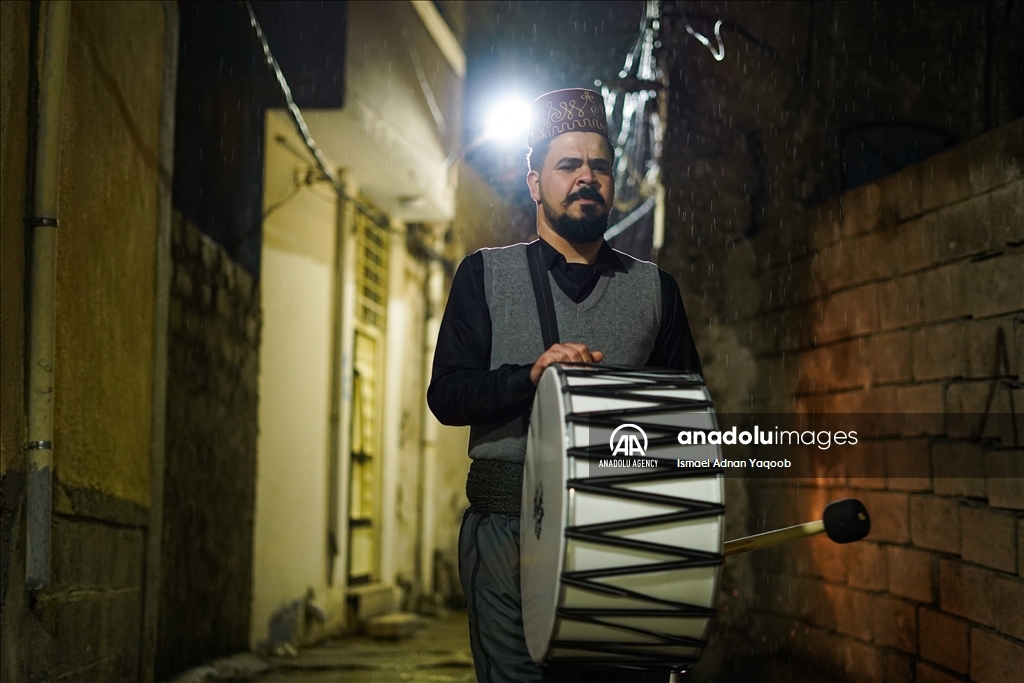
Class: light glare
484,97,532,144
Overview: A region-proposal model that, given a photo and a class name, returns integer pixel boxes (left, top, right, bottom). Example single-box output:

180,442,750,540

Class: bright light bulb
483,97,532,145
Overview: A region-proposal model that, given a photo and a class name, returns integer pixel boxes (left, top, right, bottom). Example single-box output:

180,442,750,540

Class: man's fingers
532,344,606,384
555,345,601,364
561,343,594,363
537,343,604,367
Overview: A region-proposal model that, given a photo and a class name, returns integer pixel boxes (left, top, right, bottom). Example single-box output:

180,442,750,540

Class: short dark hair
526,138,552,173
527,136,614,173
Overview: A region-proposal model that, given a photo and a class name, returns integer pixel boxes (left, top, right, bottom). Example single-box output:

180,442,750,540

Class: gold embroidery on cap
531,89,609,146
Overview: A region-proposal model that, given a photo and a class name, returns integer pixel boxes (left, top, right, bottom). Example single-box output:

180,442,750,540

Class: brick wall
155,213,261,680
657,3,1022,677
737,122,1023,682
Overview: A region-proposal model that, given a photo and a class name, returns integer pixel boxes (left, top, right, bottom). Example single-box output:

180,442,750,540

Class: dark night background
460,0,1022,251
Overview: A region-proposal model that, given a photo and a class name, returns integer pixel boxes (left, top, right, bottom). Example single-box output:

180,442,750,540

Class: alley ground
254,612,475,683
184,612,831,683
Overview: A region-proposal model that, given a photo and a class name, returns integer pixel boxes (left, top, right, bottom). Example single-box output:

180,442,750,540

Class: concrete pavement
254,611,475,683
170,611,834,683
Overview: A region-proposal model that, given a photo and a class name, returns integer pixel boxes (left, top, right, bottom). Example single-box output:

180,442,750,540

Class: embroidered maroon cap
528,88,610,148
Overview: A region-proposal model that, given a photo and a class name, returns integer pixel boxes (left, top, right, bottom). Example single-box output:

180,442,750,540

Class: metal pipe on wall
327,171,352,589
378,220,409,590
25,0,71,591
330,177,359,603
417,225,446,600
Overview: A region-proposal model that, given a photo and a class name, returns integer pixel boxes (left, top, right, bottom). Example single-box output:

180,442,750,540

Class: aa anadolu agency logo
609,423,648,457
600,423,657,468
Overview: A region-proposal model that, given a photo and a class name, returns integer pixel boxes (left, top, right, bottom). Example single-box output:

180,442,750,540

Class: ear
527,170,541,203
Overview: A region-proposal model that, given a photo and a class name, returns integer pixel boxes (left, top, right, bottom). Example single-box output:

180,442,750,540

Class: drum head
521,367,568,662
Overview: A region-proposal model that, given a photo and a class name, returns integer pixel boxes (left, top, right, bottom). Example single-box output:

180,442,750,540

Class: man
427,89,702,683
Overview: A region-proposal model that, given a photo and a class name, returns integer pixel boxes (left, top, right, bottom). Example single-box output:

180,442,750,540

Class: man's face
528,132,615,244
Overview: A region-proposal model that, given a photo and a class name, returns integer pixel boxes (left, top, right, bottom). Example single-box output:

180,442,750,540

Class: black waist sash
466,459,524,515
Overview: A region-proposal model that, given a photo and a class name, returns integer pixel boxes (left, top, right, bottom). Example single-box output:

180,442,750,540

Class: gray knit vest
470,241,662,465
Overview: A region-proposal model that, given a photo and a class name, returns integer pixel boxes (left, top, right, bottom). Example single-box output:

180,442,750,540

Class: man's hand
529,343,604,385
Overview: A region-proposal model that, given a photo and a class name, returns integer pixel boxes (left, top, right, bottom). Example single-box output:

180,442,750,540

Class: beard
540,188,610,243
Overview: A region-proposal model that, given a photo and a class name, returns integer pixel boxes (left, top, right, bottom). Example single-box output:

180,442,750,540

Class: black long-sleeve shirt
427,239,702,426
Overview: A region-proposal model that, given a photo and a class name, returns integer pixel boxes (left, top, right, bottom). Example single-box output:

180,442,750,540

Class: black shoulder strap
526,240,560,349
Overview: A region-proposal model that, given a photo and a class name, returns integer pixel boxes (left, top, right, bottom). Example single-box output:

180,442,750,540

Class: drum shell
521,365,725,671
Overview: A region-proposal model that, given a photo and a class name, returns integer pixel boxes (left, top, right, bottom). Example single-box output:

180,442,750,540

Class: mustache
562,186,606,207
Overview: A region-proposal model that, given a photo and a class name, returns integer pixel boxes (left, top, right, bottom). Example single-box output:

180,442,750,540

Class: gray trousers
458,508,670,683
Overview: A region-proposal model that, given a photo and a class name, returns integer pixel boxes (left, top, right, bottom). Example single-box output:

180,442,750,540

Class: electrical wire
683,14,725,61
264,135,391,229
262,180,304,220
241,0,342,196
237,0,451,271
230,165,333,249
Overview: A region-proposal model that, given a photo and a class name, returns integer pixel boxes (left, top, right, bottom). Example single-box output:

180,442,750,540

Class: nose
575,164,597,187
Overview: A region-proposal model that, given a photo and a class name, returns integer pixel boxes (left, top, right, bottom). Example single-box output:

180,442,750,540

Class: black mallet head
823,498,871,544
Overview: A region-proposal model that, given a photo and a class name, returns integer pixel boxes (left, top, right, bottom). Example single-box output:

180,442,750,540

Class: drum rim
522,365,572,662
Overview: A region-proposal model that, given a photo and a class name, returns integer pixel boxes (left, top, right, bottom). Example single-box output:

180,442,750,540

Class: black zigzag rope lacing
545,365,725,670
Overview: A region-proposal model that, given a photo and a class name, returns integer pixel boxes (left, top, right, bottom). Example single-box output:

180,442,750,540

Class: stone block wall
1,486,151,682
155,213,261,680
739,122,1023,682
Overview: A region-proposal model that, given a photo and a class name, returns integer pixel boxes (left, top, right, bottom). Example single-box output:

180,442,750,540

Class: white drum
521,364,724,671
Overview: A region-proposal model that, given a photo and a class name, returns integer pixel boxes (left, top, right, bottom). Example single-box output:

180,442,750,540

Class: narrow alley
1,2,1021,683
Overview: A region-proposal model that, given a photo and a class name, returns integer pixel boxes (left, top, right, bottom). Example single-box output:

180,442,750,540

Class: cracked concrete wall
1,2,166,681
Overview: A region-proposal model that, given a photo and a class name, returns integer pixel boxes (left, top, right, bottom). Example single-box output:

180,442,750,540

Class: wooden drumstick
724,498,870,557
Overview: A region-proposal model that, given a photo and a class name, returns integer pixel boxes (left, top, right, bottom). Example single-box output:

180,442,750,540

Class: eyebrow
554,156,612,166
